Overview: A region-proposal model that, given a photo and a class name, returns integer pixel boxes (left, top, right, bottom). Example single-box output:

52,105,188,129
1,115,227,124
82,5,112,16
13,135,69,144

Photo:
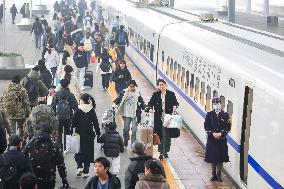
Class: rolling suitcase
84,70,93,88
137,112,154,156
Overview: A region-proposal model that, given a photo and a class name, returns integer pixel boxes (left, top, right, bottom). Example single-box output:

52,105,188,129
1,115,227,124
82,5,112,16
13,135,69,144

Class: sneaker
81,86,86,91
102,87,105,91
159,154,164,161
77,168,83,177
210,175,218,181
83,173,90,178
63,150,68,155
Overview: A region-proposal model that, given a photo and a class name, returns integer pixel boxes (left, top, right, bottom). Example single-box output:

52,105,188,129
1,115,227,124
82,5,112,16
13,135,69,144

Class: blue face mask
213,104,221,112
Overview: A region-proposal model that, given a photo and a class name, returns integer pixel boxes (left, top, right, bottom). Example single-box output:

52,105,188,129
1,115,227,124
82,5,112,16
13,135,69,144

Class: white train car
95,0,284,188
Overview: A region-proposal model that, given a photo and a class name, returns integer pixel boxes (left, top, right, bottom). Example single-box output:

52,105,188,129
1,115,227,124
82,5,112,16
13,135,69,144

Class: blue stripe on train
128,43,283,189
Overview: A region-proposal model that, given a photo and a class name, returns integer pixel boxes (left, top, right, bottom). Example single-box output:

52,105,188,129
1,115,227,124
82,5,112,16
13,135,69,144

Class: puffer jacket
51,88,78,118
125,154,152,189
20,70,49,106
0,83,30,119
98,130,124,157
135,174,170,189
112,68,132,93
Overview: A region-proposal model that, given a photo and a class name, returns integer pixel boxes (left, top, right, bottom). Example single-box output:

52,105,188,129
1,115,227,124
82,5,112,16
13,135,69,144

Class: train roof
103,0,284,98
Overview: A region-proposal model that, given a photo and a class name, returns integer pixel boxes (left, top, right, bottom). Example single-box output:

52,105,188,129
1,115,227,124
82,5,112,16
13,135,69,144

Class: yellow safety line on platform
108,82,181,189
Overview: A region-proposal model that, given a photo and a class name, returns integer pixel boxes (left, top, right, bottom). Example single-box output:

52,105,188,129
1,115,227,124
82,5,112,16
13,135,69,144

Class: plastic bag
66,135,80,153
163,114,182,128
90,52,97,64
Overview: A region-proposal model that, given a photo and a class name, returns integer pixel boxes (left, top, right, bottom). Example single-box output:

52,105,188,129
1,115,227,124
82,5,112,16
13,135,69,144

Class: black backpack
25,77,39,102
28,139,57,177
0,155,18,187
40,72,52,89
100,60,111,72
56,96,71,120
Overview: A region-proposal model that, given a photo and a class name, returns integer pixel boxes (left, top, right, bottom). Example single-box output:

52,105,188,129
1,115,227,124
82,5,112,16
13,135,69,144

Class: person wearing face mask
204,97,231,182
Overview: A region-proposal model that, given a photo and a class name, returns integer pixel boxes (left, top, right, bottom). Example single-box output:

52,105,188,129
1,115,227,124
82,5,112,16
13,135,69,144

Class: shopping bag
90,52,97,64
163,114,182,128
168,128,180,138
153,133,161,145
46,96,53,105
66,135,80,153
140,112,154,127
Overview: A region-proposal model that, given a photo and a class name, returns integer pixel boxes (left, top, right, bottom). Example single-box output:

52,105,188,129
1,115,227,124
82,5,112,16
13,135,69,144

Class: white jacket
44,49,60,70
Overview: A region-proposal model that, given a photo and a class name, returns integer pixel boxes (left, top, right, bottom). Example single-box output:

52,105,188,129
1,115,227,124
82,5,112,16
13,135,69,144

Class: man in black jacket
51,79,78,151
0,135,33,189
84,157,121,189
112,60,132,96
73,43,87,89
38,59,52,89
23,125,69,189
98,122,124,175
31,18,43,49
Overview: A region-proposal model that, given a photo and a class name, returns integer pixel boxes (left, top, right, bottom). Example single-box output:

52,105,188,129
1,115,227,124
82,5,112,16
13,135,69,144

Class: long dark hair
80,93,96,109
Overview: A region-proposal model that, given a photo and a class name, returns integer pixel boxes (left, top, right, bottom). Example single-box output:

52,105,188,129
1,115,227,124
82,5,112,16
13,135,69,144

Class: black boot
217,172,222,182
164,153,169,158
159,153,164,160
210,175,218,181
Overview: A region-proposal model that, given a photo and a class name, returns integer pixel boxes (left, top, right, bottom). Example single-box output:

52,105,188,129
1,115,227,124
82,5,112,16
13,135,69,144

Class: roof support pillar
263,0,270,15
228,0,235,23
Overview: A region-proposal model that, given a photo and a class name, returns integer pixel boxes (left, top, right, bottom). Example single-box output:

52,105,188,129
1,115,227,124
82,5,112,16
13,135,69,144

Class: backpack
118,32,126,45
56,38,65,53
100,61,111,72
56,96,71,120
25,77,39,102
1,85,22,117
0,155,18,185
28,139,57,177
108,48,117,62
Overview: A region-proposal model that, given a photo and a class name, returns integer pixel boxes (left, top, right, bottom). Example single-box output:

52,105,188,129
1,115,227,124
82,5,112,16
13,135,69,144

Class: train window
181,67,185,90
200,82,206,106
161,51,165,71
227,100,234,116
213,90,218,98
190,74,194,97
195,77,200,101
173,61,177,82
162,51,165,62
143,39,147,54
147,42,150,57
170,58,174,80
150,44,154,62
185,71,190,94
206,85,212,111
177,64,181,86
229,78,235,88
220,95,226,110
137,34,140,48
166,56,170,76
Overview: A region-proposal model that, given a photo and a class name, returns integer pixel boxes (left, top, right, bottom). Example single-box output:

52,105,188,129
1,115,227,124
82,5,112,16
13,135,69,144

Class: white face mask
213,104,221,112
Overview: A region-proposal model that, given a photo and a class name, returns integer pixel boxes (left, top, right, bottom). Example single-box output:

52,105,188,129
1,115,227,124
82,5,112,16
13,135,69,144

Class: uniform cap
212,97,221,103
8,135,22,146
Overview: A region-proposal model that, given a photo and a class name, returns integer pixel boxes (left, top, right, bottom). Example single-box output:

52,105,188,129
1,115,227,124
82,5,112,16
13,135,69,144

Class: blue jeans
50,67,57,81
123,116,137,145
86,51,91,65
34,34,42,49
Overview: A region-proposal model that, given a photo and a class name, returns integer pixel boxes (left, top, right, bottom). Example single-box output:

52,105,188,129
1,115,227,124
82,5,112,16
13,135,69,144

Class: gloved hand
62,178,69,188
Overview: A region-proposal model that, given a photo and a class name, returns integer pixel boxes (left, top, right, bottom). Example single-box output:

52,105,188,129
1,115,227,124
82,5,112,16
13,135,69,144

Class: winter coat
115,31,129,46
148,90,179,137
42,33,56,48
10,6,17,16
98,130,124,157
112,68,132,93
51,88,78,119
0,112,7,154
52,20,61,35
72,104,101,163
20,70,49,106
73,48,88,68
114,89,145,123
84,172,121,189
56,72,82,102
57,57,77,79
96,55,113,74
39,67,53,89
44,49,60,70
1,148,33,189
204,110,231,163
71,28,84,47
125,154,152,189
31,21,43,35
56,37,65,53
135,174,170,189
0,83,30,119
23,132,67,181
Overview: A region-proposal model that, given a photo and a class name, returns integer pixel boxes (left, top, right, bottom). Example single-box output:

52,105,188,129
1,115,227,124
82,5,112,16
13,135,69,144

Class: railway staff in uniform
148,79,179,160
204,97,231,182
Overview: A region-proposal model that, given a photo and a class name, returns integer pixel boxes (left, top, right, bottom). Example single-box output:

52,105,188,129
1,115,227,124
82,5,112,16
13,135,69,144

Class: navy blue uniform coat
204,110,231,163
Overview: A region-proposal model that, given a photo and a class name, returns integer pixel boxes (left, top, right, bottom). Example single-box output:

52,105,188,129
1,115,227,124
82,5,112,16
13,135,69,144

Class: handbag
66,134,80,153
163,113,182,128
153,133,161,145
168,128,180,138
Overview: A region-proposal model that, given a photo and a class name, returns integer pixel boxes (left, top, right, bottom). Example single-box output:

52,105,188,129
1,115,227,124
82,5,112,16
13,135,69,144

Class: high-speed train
94,0,284,188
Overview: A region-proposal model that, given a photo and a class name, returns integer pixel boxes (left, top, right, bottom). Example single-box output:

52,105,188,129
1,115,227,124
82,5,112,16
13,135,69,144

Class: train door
240,86,253,184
